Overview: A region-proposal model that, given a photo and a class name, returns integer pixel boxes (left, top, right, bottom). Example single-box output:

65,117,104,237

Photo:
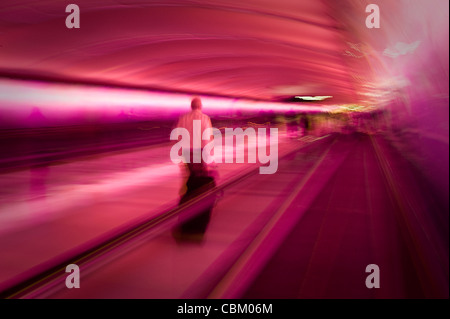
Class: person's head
191,97,202,111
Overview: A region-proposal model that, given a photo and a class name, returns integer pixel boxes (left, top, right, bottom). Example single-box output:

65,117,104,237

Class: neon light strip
0,78,337,116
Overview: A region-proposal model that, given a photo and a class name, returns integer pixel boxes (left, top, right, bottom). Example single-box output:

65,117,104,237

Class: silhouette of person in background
299,113,309,137
172,97,217,242
285,109,297,138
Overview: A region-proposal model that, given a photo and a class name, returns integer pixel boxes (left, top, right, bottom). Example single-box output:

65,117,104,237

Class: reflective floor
1,131,447,298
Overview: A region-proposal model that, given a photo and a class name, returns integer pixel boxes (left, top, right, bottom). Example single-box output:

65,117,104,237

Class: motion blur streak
0,78,328,129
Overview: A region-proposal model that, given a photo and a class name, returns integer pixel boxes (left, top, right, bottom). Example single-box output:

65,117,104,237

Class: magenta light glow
0,78,334,128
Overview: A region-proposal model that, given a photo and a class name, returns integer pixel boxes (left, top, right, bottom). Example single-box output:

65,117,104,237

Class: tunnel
0,0,448,301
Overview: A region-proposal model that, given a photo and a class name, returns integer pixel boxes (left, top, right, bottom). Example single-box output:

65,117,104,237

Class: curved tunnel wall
330,0,449,209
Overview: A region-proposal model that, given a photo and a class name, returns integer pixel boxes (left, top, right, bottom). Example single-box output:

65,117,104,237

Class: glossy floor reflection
1,132,444,298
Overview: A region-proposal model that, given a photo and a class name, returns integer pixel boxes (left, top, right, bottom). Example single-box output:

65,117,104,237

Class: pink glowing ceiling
0,0,448,106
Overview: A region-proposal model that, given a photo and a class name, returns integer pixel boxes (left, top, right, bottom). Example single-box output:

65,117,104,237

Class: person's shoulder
201,112,211,120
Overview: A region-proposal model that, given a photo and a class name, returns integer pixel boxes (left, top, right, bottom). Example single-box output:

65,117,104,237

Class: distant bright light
295,96,333,101
383,41,421,58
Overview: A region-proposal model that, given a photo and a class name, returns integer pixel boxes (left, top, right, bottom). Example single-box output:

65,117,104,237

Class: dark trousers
178,174,216,234
184,148,206,176
174,149,216,239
